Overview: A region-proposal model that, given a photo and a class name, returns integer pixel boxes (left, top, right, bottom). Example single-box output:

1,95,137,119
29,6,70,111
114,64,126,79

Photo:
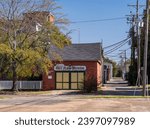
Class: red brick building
42,43,103,90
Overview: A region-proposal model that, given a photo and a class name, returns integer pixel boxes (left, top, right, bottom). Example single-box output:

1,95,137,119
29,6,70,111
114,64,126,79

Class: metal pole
143,0,149,96
124,50,127,80
121,56,124,79
136,0,141,87
119,50,126,80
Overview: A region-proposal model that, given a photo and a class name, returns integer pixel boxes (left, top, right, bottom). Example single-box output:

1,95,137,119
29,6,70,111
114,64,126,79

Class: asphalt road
0,94,150,112
0,78,150,112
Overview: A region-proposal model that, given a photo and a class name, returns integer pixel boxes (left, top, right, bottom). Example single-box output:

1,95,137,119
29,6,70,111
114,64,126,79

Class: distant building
23,11,55,32
103,63,113,83
23,11,55,23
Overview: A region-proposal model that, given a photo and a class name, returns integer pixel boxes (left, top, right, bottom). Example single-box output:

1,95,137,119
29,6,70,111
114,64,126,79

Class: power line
104,39,130,55
104,41,128,55
70,17,126,24
103,38,130,49
119,47,131,54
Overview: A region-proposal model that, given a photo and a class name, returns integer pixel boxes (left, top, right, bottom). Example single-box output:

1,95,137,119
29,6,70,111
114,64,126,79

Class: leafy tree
0,0,71,91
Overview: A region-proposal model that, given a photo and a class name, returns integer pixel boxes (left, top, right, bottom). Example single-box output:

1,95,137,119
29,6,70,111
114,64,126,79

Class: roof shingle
49,43,102,61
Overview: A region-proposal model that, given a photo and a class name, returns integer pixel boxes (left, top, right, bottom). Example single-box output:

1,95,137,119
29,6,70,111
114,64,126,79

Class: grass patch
0,96,3,99
17,91,51,95
0,96,6,99
0,90,51,96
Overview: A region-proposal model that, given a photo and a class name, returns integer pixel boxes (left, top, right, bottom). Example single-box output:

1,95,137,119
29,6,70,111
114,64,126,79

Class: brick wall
97,62,102,86
42,61,102,90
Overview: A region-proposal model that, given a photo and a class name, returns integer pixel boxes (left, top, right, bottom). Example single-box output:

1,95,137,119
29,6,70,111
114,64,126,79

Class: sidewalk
107,77,128,84
101,78,143,96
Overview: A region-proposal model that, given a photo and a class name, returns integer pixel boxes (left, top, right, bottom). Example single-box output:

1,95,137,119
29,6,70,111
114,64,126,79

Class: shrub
128,65,137,85
83,75,97,93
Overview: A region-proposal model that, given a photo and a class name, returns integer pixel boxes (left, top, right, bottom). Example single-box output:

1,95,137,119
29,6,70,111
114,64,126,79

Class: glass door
56,71,85,90
70,72,84,90
56,72,69,89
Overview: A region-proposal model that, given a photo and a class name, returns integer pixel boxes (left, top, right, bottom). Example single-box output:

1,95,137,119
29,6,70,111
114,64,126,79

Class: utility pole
136,0,141,87
120,56,124,79
124,50,127,77
127,14,136,66
128,0,144,87
143,0,149,96
119,50,127,80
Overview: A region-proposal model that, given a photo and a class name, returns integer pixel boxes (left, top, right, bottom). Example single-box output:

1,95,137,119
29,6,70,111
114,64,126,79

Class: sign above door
54,64,86,71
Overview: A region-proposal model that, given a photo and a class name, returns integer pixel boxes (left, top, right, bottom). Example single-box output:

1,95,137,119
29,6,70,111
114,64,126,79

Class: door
56,72,85,90
70,72,84,89
56,72,69,89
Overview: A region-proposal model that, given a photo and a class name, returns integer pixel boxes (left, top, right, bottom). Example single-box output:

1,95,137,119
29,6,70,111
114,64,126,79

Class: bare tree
0,0,71,91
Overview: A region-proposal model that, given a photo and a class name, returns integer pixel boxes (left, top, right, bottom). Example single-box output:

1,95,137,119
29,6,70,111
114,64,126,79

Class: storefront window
56,72,62,82
71,83,78,89
63,83,69,89
71,73,77,82
56,72,85,90
63,73,69,82
56,83,63,89
78,73,84,82
78,83,84,89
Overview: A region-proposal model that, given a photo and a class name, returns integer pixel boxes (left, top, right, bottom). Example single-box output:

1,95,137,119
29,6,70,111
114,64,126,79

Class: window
36,23,42,32
78,72,84,89
56,72,69,89
56,72,85,90
70,72,84,89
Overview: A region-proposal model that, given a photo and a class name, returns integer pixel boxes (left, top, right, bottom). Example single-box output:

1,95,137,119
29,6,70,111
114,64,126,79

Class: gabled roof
49,43,103,61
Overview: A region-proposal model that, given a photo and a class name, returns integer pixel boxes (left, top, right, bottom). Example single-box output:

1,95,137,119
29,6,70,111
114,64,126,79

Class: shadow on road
101,89,142,96
102,78,147,96
46,78,149,96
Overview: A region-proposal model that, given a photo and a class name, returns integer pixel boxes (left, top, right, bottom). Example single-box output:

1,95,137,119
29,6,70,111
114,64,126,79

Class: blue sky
56,0,146,62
